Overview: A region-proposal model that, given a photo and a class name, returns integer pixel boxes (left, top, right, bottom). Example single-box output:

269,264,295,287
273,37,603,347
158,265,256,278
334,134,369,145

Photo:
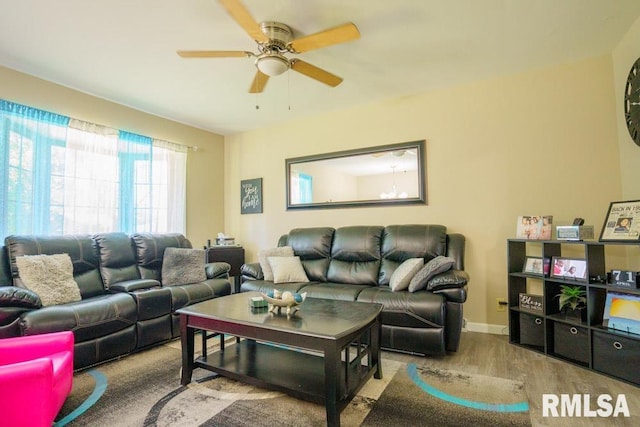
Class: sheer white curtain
151,139,187,234
63,119,120,234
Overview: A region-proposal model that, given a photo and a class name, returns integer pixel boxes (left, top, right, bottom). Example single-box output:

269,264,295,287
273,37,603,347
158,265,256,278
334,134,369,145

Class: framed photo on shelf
522,256,550,276
550,257,587,281
516,215,554,240
599,200,640,242
602,291,640,335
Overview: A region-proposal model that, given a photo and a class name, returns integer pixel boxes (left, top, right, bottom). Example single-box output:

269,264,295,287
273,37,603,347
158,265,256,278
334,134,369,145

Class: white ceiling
1,0,639,136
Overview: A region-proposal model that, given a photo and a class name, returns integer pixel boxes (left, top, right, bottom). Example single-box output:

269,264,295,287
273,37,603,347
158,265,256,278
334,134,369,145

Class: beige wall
225,55,621,328
0,66,225,248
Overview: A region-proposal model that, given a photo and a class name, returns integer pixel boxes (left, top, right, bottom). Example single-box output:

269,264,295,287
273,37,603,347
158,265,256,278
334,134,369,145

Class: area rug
54,341,531,426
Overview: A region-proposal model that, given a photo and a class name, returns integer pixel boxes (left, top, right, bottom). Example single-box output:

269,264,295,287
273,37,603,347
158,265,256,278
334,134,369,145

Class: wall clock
625,57,640,146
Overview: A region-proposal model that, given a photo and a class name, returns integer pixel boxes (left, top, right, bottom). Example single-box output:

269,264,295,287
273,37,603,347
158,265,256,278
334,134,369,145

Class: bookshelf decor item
550,257,587,281
599,200,640,242
603,291,640,335
609,270,640,289
516,215,553,240
522,256,549,276
519,293,543,313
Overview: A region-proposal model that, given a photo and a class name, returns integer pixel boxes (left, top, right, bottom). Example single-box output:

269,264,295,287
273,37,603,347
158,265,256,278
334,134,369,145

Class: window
0,100,187,240
290,171,313,204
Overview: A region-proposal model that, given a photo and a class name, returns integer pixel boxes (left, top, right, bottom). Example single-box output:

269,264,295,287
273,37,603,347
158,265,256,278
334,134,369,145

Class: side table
206,246,245,293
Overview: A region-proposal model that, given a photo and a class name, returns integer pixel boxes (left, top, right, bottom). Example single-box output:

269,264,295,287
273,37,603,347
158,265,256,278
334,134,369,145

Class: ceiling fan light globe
256,55,289,76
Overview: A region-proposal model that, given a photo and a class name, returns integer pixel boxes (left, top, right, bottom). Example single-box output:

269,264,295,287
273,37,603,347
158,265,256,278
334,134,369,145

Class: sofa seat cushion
357,287,445,327
298,283,370,301
167,278,231,311
240,280,308,295
18,293,137,342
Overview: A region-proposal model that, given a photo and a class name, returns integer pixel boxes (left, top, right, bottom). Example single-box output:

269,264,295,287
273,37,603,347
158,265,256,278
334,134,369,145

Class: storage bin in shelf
592,329,640,385
519,312,544,349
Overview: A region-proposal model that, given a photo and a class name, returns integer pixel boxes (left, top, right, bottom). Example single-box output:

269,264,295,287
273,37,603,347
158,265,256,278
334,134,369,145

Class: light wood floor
382,331,639,427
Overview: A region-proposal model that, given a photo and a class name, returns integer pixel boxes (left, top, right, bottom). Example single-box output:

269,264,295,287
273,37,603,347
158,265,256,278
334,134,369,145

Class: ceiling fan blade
218,0,268,43
177,50,252,58
290,59,343,87
249,70,269,93
289,22,360,53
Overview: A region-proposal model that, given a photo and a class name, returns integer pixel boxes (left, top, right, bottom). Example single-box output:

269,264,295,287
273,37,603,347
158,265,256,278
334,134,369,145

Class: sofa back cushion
93,232,141,288
379,224,448,285
4,235,105,298
327,226,383,286
282,227,334,282
131,233,191,281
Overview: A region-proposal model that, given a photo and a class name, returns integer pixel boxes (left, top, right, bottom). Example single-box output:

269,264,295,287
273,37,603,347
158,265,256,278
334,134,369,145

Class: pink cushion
0,331,74,426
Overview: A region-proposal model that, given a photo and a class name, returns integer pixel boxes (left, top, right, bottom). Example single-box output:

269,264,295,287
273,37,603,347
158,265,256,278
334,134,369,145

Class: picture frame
599,200,640,242
240,178,263,214
515,215,553,240
602,291,640,335
522,256,550,276
550,257,588,281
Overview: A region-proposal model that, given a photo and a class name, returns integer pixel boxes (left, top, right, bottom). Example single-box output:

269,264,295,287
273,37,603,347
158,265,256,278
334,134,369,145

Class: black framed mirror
286,140,426,210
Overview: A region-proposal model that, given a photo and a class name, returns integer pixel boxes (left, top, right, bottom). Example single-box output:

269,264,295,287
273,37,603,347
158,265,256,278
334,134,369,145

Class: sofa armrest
109,279,161,292
0,287,42,309
240,262,264,281
205,262,231,279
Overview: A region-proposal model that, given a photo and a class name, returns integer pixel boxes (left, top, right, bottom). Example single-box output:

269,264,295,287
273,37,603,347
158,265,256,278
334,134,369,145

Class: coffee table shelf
196,339,374,406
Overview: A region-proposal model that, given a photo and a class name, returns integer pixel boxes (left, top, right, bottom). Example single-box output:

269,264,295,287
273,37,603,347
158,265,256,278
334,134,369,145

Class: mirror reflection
286,140,426,210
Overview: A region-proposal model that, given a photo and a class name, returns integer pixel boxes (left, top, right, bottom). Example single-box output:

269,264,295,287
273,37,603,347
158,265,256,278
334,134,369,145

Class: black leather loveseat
240,225,469,356
0,232,231,369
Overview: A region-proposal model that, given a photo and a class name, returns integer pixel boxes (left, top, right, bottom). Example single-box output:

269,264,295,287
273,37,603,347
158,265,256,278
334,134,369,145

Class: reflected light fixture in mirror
286,140,426,210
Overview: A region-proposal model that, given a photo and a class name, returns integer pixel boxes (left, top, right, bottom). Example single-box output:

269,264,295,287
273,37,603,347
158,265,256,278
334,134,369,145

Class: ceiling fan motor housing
259,21,292,52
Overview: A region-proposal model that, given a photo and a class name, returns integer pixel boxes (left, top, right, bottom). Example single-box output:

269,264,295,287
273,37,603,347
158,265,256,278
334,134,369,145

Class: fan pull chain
288,71,291,111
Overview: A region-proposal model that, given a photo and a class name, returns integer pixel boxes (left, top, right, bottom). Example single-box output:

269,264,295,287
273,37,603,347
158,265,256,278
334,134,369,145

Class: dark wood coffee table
177,291,383,427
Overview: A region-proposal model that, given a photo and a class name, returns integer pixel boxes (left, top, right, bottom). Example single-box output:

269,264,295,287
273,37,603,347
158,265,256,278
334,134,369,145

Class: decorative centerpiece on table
261,289,307,317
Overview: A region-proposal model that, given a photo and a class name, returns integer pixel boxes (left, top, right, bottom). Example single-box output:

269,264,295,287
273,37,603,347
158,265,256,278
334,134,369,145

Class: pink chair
0,331,74,427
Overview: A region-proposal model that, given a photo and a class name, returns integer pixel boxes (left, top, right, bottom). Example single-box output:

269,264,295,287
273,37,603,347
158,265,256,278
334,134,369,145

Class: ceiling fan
177,0,360,93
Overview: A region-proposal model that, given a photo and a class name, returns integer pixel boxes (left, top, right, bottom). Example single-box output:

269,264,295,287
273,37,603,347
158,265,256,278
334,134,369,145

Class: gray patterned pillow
408,256,456,293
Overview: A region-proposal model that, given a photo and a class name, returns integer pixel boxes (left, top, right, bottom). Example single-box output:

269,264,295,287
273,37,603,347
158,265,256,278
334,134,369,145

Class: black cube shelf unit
507,239,640,387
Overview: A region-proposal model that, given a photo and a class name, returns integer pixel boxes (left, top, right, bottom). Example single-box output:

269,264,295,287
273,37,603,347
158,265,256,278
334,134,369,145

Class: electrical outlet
496,298,507,312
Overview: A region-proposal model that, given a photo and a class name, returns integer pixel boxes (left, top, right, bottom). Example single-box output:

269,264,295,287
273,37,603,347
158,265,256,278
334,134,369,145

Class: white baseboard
466,322,509,335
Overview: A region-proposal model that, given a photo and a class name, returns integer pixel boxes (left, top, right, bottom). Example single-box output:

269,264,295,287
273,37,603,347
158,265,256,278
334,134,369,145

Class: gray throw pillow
162,248,207,286
15,253,82,306
390,258,424,291
258,246,294,281
408,256,456,293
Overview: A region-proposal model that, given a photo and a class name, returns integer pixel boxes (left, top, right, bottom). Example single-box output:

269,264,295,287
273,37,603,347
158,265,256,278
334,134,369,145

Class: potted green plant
556,285,587,322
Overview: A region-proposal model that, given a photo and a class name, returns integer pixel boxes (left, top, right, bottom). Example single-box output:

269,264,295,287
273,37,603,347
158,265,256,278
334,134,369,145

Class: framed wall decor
550,257,587,281
599,200,640,242
522,256,550,276
240,178,263,214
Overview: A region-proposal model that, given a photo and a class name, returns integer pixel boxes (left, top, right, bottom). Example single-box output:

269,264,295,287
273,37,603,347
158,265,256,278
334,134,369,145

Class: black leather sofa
0,232,231,369
240,225,469,356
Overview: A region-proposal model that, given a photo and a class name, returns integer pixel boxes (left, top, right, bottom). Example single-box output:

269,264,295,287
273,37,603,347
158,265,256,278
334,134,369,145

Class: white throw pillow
258,246,294,281
389,258,424,291
268,256,309,284
15,253,82,306
162,247,207,286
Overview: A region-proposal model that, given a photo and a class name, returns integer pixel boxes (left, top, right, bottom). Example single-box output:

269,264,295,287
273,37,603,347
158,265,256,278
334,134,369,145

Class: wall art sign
241,178,263,214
